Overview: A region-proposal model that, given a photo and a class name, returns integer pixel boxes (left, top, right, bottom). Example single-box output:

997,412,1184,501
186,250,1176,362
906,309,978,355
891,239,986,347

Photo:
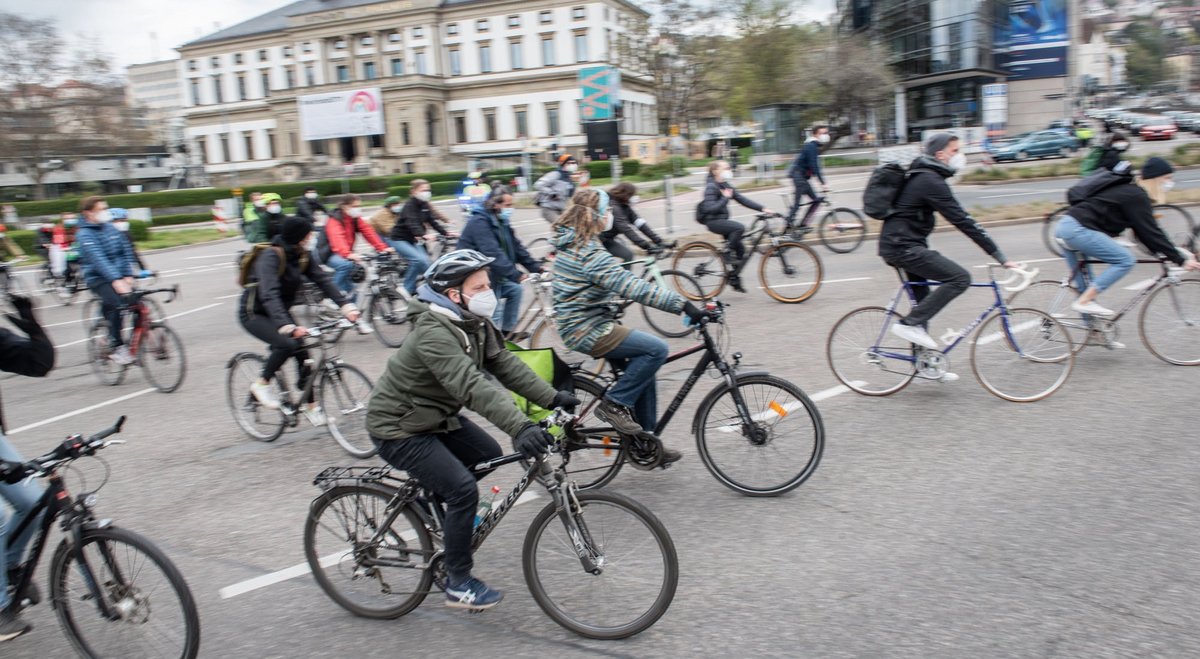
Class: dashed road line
8,387,157,435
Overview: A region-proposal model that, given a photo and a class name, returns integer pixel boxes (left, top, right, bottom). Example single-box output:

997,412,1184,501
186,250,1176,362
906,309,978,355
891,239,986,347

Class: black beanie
1141,156,1174,181
281,217,313,245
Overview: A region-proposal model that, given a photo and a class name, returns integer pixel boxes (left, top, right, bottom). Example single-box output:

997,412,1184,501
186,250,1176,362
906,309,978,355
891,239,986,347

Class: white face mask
1113,142,1129,151
95,209,113,223
266,204,282,214
630,195,641,205
253,200,265,208
564,163,578,173
602,212,614,232
1164,180,1176,191
389,205,401,213
947,153,967,173
346,207,362,218
113,221,129,232
720,169,735,182
416,190,433,202
462,289,498,318
305,192,318,200
817,133,830,144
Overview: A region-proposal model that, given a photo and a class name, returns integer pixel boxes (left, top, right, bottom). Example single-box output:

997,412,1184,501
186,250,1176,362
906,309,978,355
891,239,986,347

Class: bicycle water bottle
473,485,502,528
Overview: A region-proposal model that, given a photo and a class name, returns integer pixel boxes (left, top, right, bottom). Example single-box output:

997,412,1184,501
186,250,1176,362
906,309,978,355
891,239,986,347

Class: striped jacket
550,226,685,354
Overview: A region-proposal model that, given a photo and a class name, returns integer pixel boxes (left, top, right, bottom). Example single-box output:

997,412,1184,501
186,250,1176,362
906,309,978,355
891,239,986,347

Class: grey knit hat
924,133,957,156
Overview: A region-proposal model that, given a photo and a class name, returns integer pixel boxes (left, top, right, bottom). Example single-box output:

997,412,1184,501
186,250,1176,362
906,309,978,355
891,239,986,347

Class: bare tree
807,36,897,141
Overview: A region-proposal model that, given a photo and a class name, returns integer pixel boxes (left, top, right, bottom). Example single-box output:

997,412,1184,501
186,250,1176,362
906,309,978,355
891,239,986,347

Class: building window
479,42,492,73
286,67,296,88
334,39,346,50
236,74,247,100
413,26,424,38
572,6,586,20
243,132,254,161
283,46,293,57
218,133,230,162
187,59,198,71
336,65,349,83
363,61,377,80
426,106,438,145
546,104,559,137
405,161,415,173
454,114,467,143
449,49,462,76
388,31,402,43
484,110,497,141
209,56,220,68
391,58,404,75
447,23,458,36
476,19,489,32
515,108,528,137
542,36,554,66
190,80,201,105
195,137,207,163
510,39,523,69
212,75,223,103
360,35,374,47
260,70,270,97
574,32,588,62
303,42,313,53
310,139,326,156
539,10,552,23
266,130,275,159
258,49,268,62
366,134,382,149
233,53,244,65
402,121,411,145
288,131,298,155
508,15,520,28
305,64,315,86
415,51,427,74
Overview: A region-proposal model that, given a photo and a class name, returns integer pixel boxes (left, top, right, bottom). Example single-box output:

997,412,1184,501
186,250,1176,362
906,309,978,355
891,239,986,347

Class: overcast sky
11,0,837,71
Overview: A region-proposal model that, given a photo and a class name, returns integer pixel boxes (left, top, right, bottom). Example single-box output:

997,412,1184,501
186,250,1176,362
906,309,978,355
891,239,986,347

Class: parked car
1128,114,1153,134
1175,112,1200,132
991,130,1080,162
1140,118,1178,141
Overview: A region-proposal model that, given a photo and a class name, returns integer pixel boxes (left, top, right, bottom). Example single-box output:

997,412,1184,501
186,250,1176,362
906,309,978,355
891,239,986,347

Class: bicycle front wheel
305,484,434,619
51,526,201,659
523,491,677,639
1153,204,1196,252
321,364,377,458
140,324,187,393
640,269,704,338
225,353,286,442
551,374,626,490
367,291,411,348
695,374,824,496
759,241,822,303
86,320,127,387
827,306,917,396
970,308,1074,402
1139,279,1200,365
817,208,867,254
1043,206,1069,257
671,241,725,299
1007,280,1090,354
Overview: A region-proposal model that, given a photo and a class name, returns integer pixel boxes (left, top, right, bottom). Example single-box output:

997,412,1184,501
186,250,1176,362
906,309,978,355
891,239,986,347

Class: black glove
645,243,664,256
0,460,27,484
514,423,553,459
551,391,581,413
682,302,709,324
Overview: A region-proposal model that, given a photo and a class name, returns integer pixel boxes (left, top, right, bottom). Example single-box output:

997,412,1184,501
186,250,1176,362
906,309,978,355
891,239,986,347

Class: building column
894,86,907,143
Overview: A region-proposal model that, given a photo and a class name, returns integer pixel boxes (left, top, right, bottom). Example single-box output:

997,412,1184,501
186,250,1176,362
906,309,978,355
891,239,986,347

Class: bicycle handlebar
306,317,354,337
126,285,179,304
991,264,1039,293
17,416,127,477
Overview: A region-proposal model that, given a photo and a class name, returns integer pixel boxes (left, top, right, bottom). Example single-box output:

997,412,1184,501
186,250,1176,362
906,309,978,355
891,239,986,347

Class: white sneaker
939,372,960,383
321,298,340,311
890,323,939,350
1071,300,1114,316
356,317,375,334
108,345,134,366
1103,340,1127,350
250,379,281,409
302,405,327,427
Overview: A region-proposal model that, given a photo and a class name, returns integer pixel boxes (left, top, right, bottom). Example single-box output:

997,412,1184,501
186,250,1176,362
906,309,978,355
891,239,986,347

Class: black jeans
705,219,746,261
883,246,970,328
239,311,314,402
602,237,634,263
90,281,126,347
374,417,502,585
787,179,822,226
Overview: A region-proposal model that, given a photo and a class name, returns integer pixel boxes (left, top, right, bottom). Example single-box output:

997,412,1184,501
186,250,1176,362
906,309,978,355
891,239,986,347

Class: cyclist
697,160,775,293
76,196,139,366
240,217,361,424
1055,158,1200,320
394,180,456,293
242,191,265,237
110,209,150,273
322,194,394,323
242,192,279,243
551,188,710,450
295,186,329,223
1097,132,1130,172
534,154,579,223
366,249,579,611
602,182,666,263
0,294,54,642
785,125,830,233
880,134,1019,356
457,190,543,342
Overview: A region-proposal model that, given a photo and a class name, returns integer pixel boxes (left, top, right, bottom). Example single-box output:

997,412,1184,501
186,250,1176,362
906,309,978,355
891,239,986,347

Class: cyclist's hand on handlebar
292,326,309,338
721,188,734,199
345,309,362,322
112,278,132,295
514,423,554,459
1002,261,1021,269
682,301,712,324
0,459,25,484
551,390,581,414
1183,258,1200,272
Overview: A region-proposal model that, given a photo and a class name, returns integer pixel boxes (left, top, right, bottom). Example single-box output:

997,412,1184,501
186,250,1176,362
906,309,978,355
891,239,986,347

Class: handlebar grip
89,416,126,443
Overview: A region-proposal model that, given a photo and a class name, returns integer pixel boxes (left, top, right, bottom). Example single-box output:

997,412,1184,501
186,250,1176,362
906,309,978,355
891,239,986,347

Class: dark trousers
374,417,502,585
602,237,634,263
787,179,822,226
705,219,746,261
883,246,971,328
239,311,314,402
90,281,126,347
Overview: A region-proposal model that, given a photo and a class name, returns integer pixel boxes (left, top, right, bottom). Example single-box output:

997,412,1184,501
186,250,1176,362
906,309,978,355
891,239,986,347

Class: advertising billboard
981,83,1008,137
579,66,621,121
994,0,1068,81
298,87,385,141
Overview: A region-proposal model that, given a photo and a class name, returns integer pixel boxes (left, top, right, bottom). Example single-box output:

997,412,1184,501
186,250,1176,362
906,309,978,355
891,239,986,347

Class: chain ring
915,350,950,379
626,433,663,470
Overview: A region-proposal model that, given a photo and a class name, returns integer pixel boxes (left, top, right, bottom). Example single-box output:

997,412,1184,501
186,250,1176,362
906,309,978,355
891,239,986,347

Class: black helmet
350,262,367,283
424,249,495,292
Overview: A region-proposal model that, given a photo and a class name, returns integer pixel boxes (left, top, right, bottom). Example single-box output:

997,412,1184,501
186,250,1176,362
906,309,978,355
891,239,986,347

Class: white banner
298,87,385,141
920,126,987,154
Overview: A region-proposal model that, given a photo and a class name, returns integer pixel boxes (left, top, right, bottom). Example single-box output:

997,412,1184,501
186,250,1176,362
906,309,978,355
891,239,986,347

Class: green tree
1123,19,1167,90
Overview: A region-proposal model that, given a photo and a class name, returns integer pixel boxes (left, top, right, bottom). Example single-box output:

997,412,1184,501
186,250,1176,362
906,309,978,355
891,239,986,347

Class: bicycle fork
547,467,603,574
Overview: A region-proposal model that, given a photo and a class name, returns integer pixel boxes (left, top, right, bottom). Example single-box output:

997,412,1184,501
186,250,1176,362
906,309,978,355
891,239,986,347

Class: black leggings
239,311,314,401
90,281,126,347
602,237,634,263
705,219,746,261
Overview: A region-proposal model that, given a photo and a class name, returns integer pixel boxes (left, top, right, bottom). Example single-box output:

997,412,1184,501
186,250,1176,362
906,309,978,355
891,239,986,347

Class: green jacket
243,206,270,243
366,296,558,441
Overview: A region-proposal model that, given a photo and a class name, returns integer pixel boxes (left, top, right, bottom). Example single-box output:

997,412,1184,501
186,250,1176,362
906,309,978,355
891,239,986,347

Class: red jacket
325,210,388,257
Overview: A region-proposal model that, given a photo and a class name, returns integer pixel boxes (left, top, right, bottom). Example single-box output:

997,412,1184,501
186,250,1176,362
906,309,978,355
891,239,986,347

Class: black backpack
1066,166,1132,206
862,162,913,220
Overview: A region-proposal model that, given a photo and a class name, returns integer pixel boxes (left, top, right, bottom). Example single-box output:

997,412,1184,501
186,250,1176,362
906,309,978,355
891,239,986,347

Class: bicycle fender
690,370,770,436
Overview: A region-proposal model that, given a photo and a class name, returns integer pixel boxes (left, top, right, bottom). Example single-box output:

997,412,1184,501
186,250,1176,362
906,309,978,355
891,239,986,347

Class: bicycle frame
872,277,1029,361
1058,257,1174,323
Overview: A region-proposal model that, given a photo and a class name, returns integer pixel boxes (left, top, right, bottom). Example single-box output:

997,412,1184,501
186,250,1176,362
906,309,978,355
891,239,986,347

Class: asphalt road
4,214,1200,658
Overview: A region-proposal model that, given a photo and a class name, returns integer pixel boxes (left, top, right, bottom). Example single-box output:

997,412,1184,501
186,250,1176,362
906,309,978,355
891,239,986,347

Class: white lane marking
8,387,157,435
975,319,1040,346
42,316,99,329
158,269,182,274
162,302,222,321
184,254,235,260
712,381,863,432
219,490,541,599
1123,277,1158,291
978,191,1044,199
755,277,871,290
215,293,242,299
810,382,867,402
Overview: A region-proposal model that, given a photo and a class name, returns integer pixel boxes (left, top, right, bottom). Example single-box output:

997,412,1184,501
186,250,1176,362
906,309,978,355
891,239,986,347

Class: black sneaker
660,446,683,465
728,276,746,294
0,608,31,642
595,399,644,437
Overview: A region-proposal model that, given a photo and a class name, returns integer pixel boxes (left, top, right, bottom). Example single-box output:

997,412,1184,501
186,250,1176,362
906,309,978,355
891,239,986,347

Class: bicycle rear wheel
50,526,201,659
1006,280,1091,353
526,237,557,269
758,241,822,303
305,484,433,619
523,491,677,639
970,308,1074,402
1043,206,1069,257
321,364,377,459
827,306,917,396
225,353,286,441
1138,279,1200,365
140,324,187,393
367,291,411,348
694,374,824,496
640,269,704,338
817,208,867,254
530,318,605,376
86,320,128,387
671,241,724,300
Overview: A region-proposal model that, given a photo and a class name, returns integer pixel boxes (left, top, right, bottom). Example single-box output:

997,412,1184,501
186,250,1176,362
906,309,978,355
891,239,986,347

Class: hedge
152,213,213,227
385,186,412,199
430,181,460,196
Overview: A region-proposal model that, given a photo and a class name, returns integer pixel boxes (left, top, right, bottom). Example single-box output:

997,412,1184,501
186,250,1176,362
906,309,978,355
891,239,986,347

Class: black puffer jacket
878,156,1005,262
240,236,349,329
600,201,662,250
698,176,763,223
1065,169,1186,264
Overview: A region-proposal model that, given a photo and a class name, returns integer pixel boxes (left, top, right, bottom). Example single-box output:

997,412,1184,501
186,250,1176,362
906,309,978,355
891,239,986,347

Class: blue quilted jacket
76,222,135,288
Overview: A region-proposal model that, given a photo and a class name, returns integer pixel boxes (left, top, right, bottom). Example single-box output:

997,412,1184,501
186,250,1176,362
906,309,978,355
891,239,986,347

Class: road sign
232,187,243,197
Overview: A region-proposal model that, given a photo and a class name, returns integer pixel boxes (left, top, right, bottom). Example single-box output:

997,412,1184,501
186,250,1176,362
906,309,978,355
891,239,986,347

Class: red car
1141,120,1177,141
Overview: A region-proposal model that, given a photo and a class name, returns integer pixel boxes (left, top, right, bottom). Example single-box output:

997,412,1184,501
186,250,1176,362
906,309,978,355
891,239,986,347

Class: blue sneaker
445,576,503,610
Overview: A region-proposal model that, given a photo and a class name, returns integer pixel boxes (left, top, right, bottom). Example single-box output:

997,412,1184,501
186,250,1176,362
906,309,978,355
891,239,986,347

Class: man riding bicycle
366,249,579,611
879,133,1019,364
785,125,830,233
76,196,139,366
240,217,361,426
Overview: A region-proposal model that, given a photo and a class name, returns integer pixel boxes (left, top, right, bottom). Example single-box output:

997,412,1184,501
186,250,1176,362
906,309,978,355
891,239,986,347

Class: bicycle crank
626,432,664,470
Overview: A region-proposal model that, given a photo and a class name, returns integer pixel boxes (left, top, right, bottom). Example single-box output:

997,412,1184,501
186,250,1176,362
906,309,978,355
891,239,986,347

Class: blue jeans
0,434,45,609
602,330,668,432
1055,216,1135,294
326,254,358,302
388,239,429,295
494,279,523,332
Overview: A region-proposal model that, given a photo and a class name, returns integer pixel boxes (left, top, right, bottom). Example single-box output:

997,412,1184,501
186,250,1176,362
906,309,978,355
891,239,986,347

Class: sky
8,0,837,71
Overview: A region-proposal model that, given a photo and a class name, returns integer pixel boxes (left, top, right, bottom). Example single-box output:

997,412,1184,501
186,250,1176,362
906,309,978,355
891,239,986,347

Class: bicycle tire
526,236,557,268
225,353,286,442
139,324,187,393
826,306,917,396
523,490,677,639
86,320,128,387
305,484,434,619
817,207,867,254
671,241,725,300
366,291,411,348
970,308,1075,402
529,374,625,490
1152,204,1197,252
758,241,822,303
1006,280,1090,354
50,525,201,659
530,318,606,376
1138,279,1200,365
640,269,704,338
693,373,824,496
321,364,378,459
1043,206,1070,257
